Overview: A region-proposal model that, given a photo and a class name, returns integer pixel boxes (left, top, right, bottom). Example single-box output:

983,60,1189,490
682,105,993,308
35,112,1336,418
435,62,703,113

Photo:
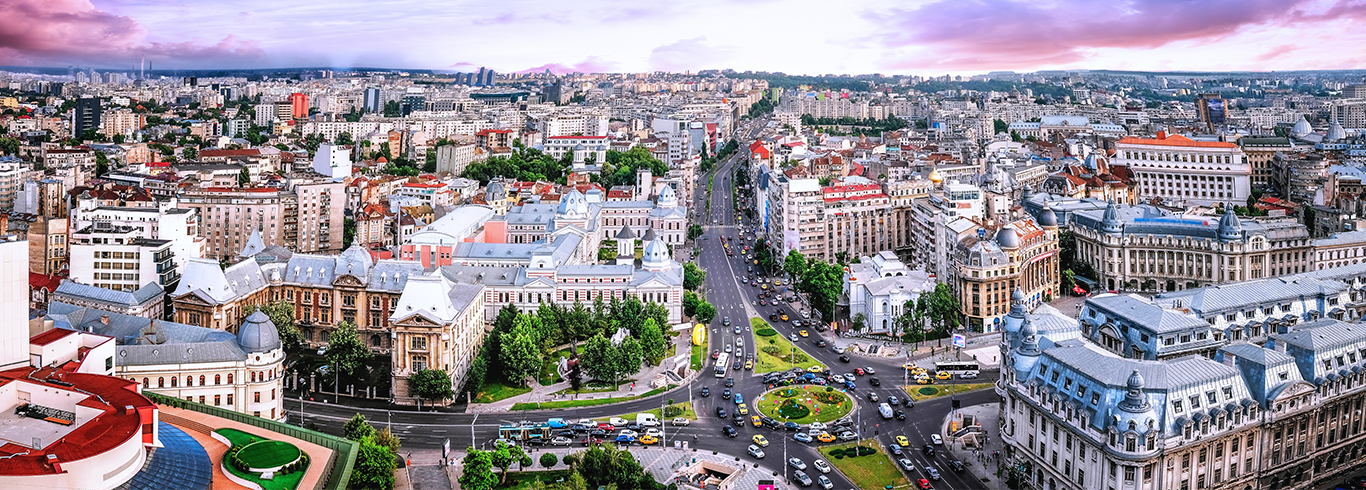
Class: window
412,354,428,372
254,392,261,403
227,394,233,405
1182,453,1190,469
214,394,221,406
411,335,428,350
1190,395,1201,409
158,377,164,388
228,373,234,384
106,357,113,370
1174,400,1184,413
199,375,206,386
215,374,221,385
1124,466,1135,482
1206,391,1218,405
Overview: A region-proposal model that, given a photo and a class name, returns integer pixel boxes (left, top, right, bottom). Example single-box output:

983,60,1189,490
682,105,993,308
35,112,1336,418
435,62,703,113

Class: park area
818,441,908,490
903,382,994,401
214,428,308,490
752,319,826,374
754,386,852,425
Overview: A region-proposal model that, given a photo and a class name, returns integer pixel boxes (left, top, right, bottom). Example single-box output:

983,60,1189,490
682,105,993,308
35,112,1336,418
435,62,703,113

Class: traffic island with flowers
213,428,310,490
755,385,854,425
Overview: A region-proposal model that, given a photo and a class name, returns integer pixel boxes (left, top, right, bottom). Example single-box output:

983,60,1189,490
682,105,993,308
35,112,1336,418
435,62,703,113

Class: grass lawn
510,385,674,411
473,380,533,404
599,401,698,426
754,386,853,425
555,379,634,396
497,470,573,489
538,349,570,386
214,428,306,490
902,382,995,401
752,319,825,374
819,441,909,490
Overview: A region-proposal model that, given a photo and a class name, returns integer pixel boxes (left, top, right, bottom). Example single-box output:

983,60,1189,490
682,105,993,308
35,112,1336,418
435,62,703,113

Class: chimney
100,315,110,325
1221,352,1236,367
1273,340,1288,353
1156,131,1167,140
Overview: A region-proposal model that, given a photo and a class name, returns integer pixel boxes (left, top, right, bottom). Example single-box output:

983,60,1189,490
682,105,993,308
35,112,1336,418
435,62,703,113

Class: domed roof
573,143,585,151
657,185,678,208
995,225,1021,249
928,169,943,184
1038,207,1058,227
556,189,588,218
642,238,670,270
237,310,281,353
1021,184,1034,200
615,223,636,240
1012,287,1026,303
1328,119,1347,141
1217,210,1242,241
485,180,506,201
1293,115,1313,136
1101,201,1123,234
377,156,388,163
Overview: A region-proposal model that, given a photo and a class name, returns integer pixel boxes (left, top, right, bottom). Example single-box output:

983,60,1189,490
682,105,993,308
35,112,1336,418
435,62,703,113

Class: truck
878,403,894,419
637,413,660,427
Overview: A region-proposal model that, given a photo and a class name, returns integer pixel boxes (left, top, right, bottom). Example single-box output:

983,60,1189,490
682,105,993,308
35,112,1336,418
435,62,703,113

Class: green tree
112,134,126,144
540,452,558,469
95,152,109,177
799,261,843,322
182,146,199,161
924,283,962,344
683,263,706,290
783,250,809,280
373,427,402,453
695,301,717,324
500,324,541,386
994,119,1009,134
336,131,354,145
638,318,667,365
565,302,594,341
344,413,375,441
352,435,397,490
424,148,437,173
1062,269,1076,292
343,217,357,250
682,291,701,317
238,166,250,186
409,368,454,406
459,449,498,490
383,100,401,117
0,136,19,156
326,321,372,380
255,302,304,354
488,440,527,485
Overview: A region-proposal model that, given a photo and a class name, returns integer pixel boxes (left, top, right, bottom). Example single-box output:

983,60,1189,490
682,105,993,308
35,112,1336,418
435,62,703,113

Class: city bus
934,362,981,377
716,353,730,378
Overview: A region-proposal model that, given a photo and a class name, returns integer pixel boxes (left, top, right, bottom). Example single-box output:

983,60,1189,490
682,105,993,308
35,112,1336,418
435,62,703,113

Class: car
554,429,576,438
798,329,807,337
867,392,879,402
917,377,935,385
936,371,952,380
712,350,721,359
722,388,732,399
931,434,943,445
785,422,800,431
722,317,731,326
887,395,900,405
751,415,762,427
905,398,916,408
888,444,903,455
745,359,754,370
723,426,737,437
733,360,742,370
700,387,710,397
784,315,792,322
789,333,798,341
923,444,935,456
899,458,916,472
734,415,746,426
716,407,728,418
870,377,881,386
815,323,828,332
807,365,824,373
589,429,608,437
864,367,876,375
672,417,690,426
788,458,807,471
763,417,782,430
816,340,827,348
645,428,662,437
626,423,642,431
917,478,933,489
753,434,769,447
725,377,734,387
854,368,866,376
816,475,833,489
844,380,856,390
640,435,659,445
895,410,906,420
724,343,733,353
816,432,836,443
581,436,603,446
751,281,758,287
551,436,573,446
768,313,778,321
760,300,767,306
735,393,744,405
609,417,628,426
735,326,742,335
839,355,851,363
793,470,812,487
959,371,979,379
802,310,810,319
838,431,858,441
615,434,636,443
747,444,766,459
737,403,750,415
949,460,965,472
896,435,910,447
812,459,831,474
618,429,638,438
926,467,941,480
794,432,813,443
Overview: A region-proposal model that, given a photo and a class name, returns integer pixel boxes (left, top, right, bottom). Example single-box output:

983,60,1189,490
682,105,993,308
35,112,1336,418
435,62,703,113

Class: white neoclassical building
843,251,937,334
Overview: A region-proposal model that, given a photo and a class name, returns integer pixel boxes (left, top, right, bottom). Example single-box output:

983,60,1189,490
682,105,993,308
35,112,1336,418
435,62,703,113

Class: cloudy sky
4,0,1366,74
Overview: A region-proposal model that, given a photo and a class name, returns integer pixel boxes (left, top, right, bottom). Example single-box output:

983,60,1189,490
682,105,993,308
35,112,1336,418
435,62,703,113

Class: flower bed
755,386,853,425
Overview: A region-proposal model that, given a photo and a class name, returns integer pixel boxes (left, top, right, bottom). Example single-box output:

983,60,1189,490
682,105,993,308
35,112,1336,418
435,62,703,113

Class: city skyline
3,0,1366,74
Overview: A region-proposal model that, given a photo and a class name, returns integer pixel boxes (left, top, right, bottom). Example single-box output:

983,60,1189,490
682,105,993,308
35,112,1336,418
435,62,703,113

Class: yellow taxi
640,435,659,445
817,432,836,443
744,359,754,370
753,434,769,447
781,314,790,321
760,283,769,290
896,435,910,447
936,371,952,380
808,365,824,373
774,280,783,286
751,415,762,427
798,329,808,337
917,377,935,385
737,403,750,415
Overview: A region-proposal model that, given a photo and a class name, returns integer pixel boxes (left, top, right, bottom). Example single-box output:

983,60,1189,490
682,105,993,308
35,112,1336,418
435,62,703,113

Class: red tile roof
29,328,76,346
1118,132,1237,149
0,368,154,476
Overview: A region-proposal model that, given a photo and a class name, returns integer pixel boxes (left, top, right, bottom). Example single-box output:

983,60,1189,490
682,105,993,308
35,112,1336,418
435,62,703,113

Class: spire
1017,317,1040,356
1118,370,1152,412
1217,209,1242,241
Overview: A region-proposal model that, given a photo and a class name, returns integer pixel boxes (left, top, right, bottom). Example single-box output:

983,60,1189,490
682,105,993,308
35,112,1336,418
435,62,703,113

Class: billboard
1200,97,1227,125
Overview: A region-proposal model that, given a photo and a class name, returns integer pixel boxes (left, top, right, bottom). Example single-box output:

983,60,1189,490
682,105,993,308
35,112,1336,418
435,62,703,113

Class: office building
956,215,1060,331
363,87,382,113
1114,132,1251,207
68,222,178,292
288,92,308,119
73,97,101,136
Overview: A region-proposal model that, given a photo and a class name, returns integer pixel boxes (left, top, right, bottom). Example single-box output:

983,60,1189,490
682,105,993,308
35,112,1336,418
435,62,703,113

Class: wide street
293,119,1002,489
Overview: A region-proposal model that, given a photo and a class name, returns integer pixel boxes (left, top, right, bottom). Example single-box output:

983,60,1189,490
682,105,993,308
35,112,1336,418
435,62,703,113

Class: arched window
171,377,177,387
199,375,206,386
143,378,149,388
158,377,165,388
228,373,234,384
215,374,221,385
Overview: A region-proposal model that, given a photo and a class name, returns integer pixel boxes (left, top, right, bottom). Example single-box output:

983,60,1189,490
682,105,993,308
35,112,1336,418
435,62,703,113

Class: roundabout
755,386,854,425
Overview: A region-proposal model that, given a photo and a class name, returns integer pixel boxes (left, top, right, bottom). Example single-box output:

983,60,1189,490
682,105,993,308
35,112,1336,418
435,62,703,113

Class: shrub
540,452,558,468
762,346,782,356
829,448,844,457
857,446,875,456
663,405,684,418
755,328,778,337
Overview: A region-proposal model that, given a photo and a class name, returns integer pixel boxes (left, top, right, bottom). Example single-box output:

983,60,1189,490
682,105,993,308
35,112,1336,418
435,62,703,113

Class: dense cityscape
5,6,1366,490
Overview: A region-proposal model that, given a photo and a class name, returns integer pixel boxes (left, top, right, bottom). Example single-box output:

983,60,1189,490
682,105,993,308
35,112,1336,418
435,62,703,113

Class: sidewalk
447,446,783,490
940,402,1006,485
466,330,698,413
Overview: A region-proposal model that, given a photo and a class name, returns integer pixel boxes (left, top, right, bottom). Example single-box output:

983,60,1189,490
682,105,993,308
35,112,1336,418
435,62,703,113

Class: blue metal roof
116,421,211,490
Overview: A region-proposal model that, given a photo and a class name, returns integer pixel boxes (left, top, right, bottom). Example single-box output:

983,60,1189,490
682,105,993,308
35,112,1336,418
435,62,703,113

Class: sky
3,0,1366,75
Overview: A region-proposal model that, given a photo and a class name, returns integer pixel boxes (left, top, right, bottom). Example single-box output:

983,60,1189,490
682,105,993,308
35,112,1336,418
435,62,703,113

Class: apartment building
1113,132,1251,207
68,222,178,292
434,143,483,175
766,176,825,260
177,180,345,260
101,109,144,138
1072,202,1313,293
0,157,28,212
533,111,609,137
70,197,203,274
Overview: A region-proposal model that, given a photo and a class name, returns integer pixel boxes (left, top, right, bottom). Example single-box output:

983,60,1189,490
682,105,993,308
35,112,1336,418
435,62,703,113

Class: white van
637,413,660,427
878,403,894,419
